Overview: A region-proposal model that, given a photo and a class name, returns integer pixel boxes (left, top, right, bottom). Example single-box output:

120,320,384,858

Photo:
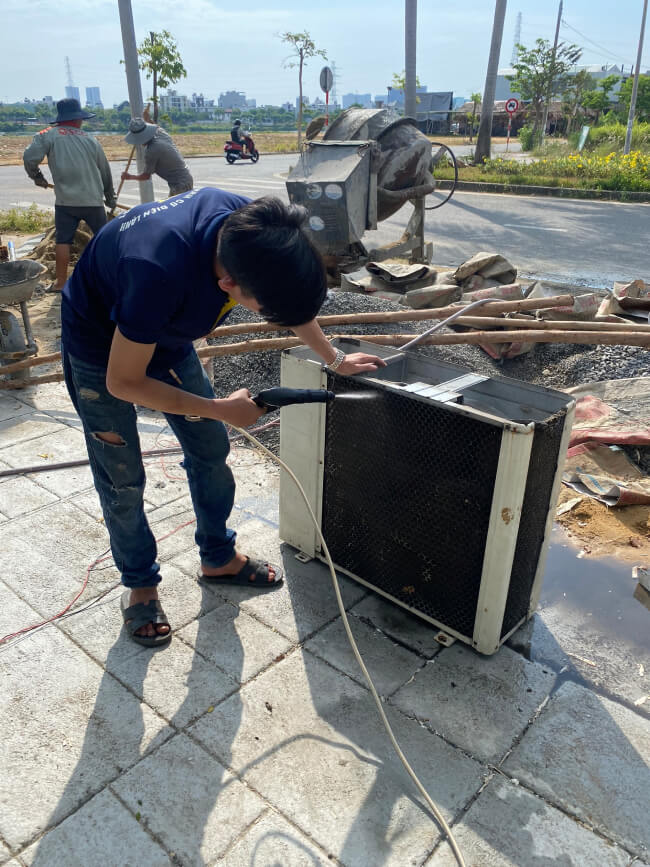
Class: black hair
217,197,327,326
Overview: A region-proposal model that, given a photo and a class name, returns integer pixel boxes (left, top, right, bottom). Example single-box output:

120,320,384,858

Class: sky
1,0,648,108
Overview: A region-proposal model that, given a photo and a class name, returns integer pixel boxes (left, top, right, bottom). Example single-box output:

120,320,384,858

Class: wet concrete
508,524,649,714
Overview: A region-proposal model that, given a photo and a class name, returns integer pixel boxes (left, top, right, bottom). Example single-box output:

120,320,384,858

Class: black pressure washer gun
253,387,336,413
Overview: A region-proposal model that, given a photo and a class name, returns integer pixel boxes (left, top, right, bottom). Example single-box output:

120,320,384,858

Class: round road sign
505,98,519,115
320,66,333,93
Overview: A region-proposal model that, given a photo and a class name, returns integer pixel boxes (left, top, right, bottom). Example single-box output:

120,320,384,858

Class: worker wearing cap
23,98,116,292
121,118,193,198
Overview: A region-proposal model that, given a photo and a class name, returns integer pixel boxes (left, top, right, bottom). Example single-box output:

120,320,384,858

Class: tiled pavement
0,382,648,866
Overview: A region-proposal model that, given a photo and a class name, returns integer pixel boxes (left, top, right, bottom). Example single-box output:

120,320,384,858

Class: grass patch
435,160,650,192
432,150,650,192
0,204,53,233
0,132,302,165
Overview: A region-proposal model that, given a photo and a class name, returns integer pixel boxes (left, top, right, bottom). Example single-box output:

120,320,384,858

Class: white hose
232,424,467,867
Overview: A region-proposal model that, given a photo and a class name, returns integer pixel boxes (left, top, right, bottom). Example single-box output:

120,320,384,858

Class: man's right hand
34,174,49,188
217,388,266,428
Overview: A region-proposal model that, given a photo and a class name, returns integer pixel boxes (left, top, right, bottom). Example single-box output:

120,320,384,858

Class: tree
508,38,582,141
562,69,595,134
582,74,620,124
618,74,650,121
279,31,326,147
391,70,422,105
469,92,482,141
136,30,187,122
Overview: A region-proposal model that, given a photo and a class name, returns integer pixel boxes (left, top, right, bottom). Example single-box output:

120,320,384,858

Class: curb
437,179,650,203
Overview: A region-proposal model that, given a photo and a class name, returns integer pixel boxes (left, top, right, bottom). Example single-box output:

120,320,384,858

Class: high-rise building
159,90,189,112
342,93,372,109
65,86,80,102
85,87,103,108
218,90,247,109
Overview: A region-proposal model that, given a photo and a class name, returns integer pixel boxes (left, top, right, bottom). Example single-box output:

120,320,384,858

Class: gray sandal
197,557,284,589
120,590,172,647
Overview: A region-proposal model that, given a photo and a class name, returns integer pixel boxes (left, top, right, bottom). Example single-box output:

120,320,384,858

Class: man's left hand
34,174,49,188
336,352,387,375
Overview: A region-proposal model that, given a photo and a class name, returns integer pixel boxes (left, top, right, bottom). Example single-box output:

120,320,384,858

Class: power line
560,18,634,66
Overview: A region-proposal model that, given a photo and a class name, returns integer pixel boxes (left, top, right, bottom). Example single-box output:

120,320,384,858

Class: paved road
2,151,648,288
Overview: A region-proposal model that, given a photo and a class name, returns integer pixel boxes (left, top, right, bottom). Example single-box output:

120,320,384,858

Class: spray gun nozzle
253,387,336,411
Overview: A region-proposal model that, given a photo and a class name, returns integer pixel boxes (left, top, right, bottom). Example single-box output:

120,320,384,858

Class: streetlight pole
117,0,154,204
624,0,648,155
475,0,508,164
541,0,563,146
405,0,417,119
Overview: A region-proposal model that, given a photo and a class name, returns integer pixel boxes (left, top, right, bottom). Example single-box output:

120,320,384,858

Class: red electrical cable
0,418,281,647
0,516,197,647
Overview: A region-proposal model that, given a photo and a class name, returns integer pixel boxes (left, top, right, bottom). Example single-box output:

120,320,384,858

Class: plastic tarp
564,378,650,449
563,441,650,506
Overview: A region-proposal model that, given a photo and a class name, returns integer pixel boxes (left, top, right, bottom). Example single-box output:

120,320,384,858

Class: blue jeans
62,347,236,588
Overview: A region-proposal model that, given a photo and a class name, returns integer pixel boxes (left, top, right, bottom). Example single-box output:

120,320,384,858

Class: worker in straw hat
23,97,116,292
121,117,193,198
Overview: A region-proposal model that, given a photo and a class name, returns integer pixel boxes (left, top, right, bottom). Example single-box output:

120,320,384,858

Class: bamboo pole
0,373,64,390
452,316,650,332
205,295,576,338
2,327,647,390
195,330,650,360
0,295,575,378
0,352,62,375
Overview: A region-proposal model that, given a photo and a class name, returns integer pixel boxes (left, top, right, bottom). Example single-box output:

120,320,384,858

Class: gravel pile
210,290,649,467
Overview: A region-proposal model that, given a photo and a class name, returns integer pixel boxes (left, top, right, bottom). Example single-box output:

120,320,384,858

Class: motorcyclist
230,119,248,151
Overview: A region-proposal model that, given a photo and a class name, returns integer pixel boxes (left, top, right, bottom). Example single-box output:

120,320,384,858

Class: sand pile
28,225,93,280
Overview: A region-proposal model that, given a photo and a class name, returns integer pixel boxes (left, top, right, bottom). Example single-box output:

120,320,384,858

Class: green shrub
481,150,650,191
0,204,53,234
517,125,536,151
582,122,650,152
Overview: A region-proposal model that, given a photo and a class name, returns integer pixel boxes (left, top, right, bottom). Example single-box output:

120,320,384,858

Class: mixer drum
323,108,434,221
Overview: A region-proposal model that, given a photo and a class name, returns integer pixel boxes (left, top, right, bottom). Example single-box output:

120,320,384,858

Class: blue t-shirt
61,187,250,371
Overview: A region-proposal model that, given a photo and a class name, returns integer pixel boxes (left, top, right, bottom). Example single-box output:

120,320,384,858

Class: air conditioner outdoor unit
278,338,575,655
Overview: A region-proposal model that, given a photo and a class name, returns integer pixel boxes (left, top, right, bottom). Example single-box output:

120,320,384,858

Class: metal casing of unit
278,339,575,655
286,141,378,256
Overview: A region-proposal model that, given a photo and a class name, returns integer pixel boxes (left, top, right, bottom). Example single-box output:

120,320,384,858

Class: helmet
233,119,241,126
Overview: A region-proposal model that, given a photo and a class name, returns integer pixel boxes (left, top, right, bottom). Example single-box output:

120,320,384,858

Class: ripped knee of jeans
92,431,126,446
79,387,100,400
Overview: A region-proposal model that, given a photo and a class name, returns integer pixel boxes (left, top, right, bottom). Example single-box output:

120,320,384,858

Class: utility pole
475,0,507,164
117,0,154,204
405,0,417,119
624,0,648,154
541,0,563,146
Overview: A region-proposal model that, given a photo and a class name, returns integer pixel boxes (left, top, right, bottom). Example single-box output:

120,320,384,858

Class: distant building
159,90,189,112
85,87,103,108
453,96,468,109
495,63,631,103
189,93,215,113
385,85,428,109
342,92,372,109
246,98,257,108
218,90,247,109
65,86,80,102
42,96,54,106
415,92,454,133
281,102,294,113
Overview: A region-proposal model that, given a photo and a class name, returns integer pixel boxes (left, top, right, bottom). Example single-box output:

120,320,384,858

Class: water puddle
516,524,649,668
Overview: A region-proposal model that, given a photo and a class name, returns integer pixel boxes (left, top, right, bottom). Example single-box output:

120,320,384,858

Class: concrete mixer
286,108,455,279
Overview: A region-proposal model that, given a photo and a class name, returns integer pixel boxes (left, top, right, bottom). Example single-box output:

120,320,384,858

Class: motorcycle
224,133,259,164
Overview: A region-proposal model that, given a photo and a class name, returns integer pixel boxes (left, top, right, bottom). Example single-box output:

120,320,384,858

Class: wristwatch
327,348,346,371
